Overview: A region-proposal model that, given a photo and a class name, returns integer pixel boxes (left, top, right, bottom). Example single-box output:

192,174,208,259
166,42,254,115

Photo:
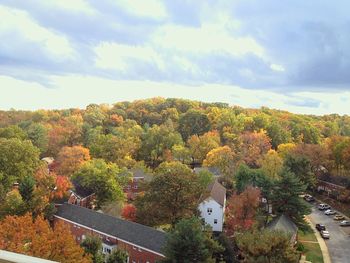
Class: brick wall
55,217,164,263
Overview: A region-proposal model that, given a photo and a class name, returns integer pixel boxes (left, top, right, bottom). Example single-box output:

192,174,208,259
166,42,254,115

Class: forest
1,97,350,262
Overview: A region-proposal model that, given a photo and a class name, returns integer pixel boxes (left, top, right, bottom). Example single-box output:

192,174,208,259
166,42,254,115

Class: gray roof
267,214,298,234
55,204,166,254
206,180,226,206
194,166,222,177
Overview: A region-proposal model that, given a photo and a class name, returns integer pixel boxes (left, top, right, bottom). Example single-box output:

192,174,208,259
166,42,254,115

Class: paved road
308,204,350,263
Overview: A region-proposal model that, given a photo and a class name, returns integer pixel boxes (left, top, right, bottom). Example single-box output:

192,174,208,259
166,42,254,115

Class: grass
298,229,324,263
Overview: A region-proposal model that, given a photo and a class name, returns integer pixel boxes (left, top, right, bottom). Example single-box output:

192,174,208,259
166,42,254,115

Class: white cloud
43,0,95,14
0,5,74,60
114,0,167,19
270,63,285,72
152,24,265,58
94,42,165,71
1,74,350,116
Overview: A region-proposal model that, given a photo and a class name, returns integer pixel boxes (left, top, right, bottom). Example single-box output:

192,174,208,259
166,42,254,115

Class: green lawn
298,230,324,263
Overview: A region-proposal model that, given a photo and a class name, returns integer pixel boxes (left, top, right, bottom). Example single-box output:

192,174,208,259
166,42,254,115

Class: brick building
54,204,166,263
124,169,153,200
67,189,96,209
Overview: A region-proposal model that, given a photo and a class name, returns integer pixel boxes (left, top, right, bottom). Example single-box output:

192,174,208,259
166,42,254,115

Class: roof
204,180,226,206
70,185,94,199
266,214,298,235
194,166,222,177
55,204,166,255
130,168,153,182
0,250,58,263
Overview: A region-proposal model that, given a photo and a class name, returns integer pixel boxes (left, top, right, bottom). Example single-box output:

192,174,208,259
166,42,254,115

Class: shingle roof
266,214,298,234
206,180,226,206
194,166,222,177
55,204,166,254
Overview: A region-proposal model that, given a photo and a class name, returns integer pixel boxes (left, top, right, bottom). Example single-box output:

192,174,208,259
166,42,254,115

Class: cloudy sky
1,0,350,115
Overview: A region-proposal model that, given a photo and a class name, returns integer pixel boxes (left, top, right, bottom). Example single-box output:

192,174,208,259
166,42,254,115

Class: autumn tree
0,213,91,263
236,131,271,168
135,161,204,226
72,159,127,208
258,150,283,180
56,145,91,177
188,131,221,163
203,146,236,177
121,204,136,222
162,217,223,263
171,144,191,164
225,186,261,236
236,230,299,263
277,143,296,159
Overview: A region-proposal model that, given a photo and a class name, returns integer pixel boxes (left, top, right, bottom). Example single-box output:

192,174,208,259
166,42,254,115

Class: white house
198,180,226,232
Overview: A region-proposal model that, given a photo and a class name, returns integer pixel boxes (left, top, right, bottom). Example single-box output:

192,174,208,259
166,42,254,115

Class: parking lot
308,203,350,263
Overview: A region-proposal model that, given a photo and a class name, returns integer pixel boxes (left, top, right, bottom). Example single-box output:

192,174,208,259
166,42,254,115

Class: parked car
318,204,327,210
321,230,330,239
304,194,315,202
324,204,331,210
340,220,350,227
316,224,326,231
334,215,345,221
324,209,336,215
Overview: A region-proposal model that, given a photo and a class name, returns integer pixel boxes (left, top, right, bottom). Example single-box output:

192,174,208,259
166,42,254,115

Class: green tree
26,123,49,153
135,161,204,226
179,109,211,140
283,154,316,188
236,230,299,263
138,124,183,166
162,217,223,263
106,249,128,263
19,175,36,202
0,138,40,193
72,159,127,208
81,235,104,263
271,170,310,226
0,125,27,140
235,164,265,193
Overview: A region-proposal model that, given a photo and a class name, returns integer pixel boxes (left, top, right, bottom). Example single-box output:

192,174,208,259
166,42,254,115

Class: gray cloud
0,0,350,94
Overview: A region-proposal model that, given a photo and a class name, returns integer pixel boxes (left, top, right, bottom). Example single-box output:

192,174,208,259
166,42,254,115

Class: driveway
308,204,350,263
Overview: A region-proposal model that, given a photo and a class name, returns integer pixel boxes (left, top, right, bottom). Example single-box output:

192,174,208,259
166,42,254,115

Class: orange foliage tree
56,145,91,177
0,213,91,263
121,204,136,222
225,186,261,236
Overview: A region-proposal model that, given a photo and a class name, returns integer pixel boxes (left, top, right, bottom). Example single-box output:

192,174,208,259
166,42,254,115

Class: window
138,248,142,252
82,235,86,240
214,219,218,224
207,208,212,214
132,246,137,250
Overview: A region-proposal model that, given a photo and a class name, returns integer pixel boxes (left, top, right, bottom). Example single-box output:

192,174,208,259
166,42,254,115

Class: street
308,204,350,263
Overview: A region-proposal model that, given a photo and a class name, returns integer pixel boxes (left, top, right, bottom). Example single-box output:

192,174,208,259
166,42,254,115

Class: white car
320,230,330,239
340,220,350,227
324,209,336,215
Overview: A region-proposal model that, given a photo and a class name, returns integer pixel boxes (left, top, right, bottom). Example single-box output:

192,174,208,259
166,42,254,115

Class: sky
1,0,350,115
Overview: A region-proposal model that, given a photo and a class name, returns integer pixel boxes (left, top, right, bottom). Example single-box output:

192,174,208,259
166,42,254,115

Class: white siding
198,197,225,232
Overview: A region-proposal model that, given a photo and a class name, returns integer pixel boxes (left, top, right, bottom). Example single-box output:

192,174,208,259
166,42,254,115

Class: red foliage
225,186,261,236
121,204,137,222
